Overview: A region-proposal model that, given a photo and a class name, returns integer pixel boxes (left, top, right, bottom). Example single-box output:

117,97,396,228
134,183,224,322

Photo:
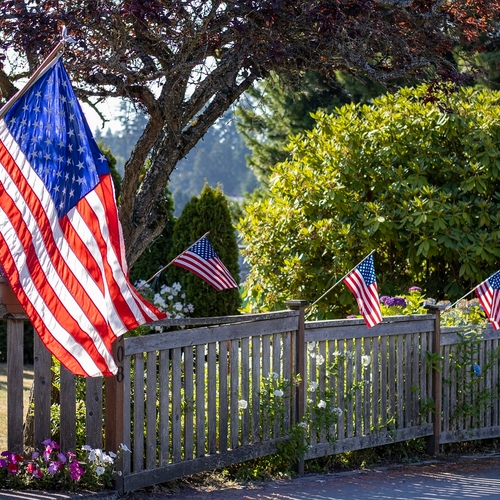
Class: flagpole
0,40,66,120
446,288,477,310
137,231,210,290
309,250,376,308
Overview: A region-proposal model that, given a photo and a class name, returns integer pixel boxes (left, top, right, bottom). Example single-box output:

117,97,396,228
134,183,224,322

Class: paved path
1,453,500,500
125,453,500,499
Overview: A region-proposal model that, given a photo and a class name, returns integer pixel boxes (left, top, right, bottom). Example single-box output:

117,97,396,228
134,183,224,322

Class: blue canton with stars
4,58,110,219
190,237,218,261
356,254,376,286
488,270,500,290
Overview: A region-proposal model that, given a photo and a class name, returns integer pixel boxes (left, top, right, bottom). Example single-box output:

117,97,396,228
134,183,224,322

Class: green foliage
237,71,384,184
239,84,500,316
170,110,259,216
166,184,241,317
129,187,176,288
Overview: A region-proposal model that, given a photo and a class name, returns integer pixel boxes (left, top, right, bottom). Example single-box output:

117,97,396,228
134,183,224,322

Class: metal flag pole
137,231,210,290
309,249,376,308
445,288,476,310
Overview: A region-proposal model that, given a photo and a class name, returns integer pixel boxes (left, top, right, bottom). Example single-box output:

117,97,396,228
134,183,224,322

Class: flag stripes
343,254,382,328
172,236,238,291
0,59,165,377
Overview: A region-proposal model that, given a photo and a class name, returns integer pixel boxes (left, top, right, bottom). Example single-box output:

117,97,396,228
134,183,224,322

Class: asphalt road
124,453,500,500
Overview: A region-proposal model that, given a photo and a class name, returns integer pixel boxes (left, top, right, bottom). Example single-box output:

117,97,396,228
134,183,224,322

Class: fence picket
5,308,500,494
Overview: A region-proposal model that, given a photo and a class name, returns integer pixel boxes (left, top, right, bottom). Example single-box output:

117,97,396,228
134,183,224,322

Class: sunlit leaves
240,84,500,315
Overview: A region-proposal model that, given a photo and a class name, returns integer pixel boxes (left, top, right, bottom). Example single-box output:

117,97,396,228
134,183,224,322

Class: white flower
332,407,343,417
238,399,248,410
307,342,316,351
102,454,114,464
88,450,96,462
120,443,132,453
298,421,308,429
318,400,327,409
309,381,319,393
95,466,105,476
82,445,92,451
269,372,279,379
108,451,117,459
361,355,371,367
315,354,325,366
273,389,284,397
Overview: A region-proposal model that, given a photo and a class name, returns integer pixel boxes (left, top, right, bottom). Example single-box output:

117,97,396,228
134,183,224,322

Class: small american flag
343,254,382,328
0,56,165,377
172,236,238,291
475,270,500,330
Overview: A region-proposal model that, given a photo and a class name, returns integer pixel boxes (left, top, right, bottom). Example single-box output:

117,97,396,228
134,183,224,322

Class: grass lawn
0,363,34,452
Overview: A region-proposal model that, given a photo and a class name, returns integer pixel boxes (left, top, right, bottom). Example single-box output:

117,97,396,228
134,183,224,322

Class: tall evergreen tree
166,185,241,317
169,111,259,215
129,187,176,288
236,71,384,183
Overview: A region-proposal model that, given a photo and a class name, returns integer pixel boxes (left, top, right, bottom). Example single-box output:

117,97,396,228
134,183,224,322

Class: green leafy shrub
239,84,500,316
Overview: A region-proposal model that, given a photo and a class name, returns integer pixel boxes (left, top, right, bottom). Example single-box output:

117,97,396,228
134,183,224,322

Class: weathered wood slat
7,319,24,453
207,343,217,455
305,316,435,341
59,367,76,454
230,339,239,450
159,350,170,466
195,344,206,458
33,333,51,449
251,336,261,443
240,338,249,445
133,354,145,472
218,340,228,453
305,424,434,460
125,315,300,355
122,354,132,477
146,351,157,469
171,348,182,462
183,347,194,460
346,338,354,438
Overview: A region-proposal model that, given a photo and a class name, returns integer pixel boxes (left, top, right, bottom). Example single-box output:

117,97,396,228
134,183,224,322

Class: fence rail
3,303,500,493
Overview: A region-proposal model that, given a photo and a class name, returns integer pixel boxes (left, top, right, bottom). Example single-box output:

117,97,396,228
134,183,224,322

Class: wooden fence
3,302,500,493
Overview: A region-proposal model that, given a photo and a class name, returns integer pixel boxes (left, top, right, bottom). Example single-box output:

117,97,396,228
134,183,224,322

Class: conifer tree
167,185,241,317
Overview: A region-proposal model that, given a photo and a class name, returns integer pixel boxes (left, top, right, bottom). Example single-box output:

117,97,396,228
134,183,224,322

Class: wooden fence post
7,318,24,453
425,305,441,456
285,299,308,475
105,336,125,493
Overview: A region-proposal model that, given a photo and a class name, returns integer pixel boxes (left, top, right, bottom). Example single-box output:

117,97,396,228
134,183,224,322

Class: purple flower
69,460,85,481
31,451,40,460
379,296,390,305
48,461,61,475
57,453,67,464
0,459,7,468
393,297,407,308
42,439,59,450
346,314,357,319
408,286,422,293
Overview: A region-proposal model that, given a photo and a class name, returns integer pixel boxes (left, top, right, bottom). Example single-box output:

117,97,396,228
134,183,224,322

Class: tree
239,84,500,318
166,184,241,317
1,1,499,265
128,188,176,288
169,110,259,215
236,71,384,183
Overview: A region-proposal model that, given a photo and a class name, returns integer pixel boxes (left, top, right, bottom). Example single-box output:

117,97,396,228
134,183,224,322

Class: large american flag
0,56,165,377
172,236,238,291
343,254,382,328
475,270,500,330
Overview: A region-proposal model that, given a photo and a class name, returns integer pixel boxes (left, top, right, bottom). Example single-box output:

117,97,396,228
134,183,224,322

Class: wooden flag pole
137,231,210,290
0,40,66,120
309,250,376,308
